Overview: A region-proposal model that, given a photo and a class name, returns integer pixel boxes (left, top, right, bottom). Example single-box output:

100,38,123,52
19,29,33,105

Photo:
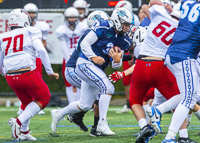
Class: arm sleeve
32,39,54,75
60,40,70,62
80,30,98,60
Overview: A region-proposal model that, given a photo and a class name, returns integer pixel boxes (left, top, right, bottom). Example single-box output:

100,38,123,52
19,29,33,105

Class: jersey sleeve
28,27,42,42
149,5,169,21
55,26,66,41
91,20,109,39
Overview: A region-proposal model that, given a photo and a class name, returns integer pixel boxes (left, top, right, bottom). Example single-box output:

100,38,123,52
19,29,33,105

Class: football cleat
8,118,21,140
116,105,131,114
51,109,65,133
37,110,45,115
133,132,140,137
136,125,154,143
97,119,115,135
162,138,177,143
177,137,198,143
146,107,162,133
17,132,37,141
67,114,88,132
89,126,106,137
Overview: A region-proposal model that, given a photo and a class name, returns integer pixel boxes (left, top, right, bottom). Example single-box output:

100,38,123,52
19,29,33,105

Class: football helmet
170,2,181,19
87,10,109,28
8,9,31,30
23,3,38,22
111,8,134,33
160,0,172,5
132,26,147,45
73,0,90,18
115,1,132,11
64,7,79,26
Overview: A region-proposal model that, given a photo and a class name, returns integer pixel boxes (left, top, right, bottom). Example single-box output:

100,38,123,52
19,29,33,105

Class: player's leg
77,63,115,135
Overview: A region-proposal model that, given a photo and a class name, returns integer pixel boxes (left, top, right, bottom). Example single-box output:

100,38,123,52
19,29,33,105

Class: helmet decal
119,3,126,8
118,10,128,18
92,14,103,20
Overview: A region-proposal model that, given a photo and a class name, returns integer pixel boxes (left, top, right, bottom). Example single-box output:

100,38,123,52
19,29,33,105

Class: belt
140,59,164,62
6,70,31,75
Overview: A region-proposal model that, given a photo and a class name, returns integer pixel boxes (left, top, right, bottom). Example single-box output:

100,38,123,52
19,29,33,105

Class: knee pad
78,102,92,112
105,84,115,95
94,100,99,106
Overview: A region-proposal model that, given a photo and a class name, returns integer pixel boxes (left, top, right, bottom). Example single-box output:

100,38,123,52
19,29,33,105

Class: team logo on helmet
92,14,103,20
118,10,128,18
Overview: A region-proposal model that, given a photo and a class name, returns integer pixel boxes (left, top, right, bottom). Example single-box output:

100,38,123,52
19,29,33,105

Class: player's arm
0,50,5,77
80,30,105,65
32,39,59,79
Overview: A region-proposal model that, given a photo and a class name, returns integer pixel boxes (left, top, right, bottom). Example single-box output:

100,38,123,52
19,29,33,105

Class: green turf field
0,106,199,143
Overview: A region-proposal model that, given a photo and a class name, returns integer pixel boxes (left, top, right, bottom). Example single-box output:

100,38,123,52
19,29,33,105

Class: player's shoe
37,110,45,115
136,125,153,143
67,114,88,132
133,132,140,137
144,125,156,143
177,137,198,143
97,119,115,135
17,131,37,141
146,107,162,133
89,126,106,137
162,138,177,143
116,105,131,113
51,109,65,133
8,118,21,140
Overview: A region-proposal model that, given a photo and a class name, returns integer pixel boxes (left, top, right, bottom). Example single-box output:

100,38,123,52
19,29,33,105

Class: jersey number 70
152,21,176,45
3,34,23,56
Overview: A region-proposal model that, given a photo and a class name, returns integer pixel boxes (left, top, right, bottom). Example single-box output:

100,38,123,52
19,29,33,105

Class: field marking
0,139,46,143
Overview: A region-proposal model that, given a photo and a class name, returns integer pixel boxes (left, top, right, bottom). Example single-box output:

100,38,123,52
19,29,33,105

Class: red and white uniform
56,22,87,86
0,27,53,110
34,21,50,76
129,5,180,107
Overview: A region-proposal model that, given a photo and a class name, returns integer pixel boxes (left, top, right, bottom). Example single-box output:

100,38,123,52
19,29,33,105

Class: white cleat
38,110,45,115
51,109,65,133
17,132,37,141
97,119,115,135
8,118,21,140
116,105,131,114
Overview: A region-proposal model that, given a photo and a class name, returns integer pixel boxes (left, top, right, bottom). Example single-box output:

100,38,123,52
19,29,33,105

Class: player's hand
109,47,122,63
164,4,172,12
109,71,125,83
91,56,105,65
48,73,59,79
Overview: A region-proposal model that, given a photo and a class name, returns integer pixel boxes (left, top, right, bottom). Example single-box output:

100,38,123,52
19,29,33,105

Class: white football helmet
111,8,134,32
23,3,38,22
170,2,181,19
64,7,79,26
8,9,31,30
87,10,109,28
132,26,147,45
73,0,90,18
115,1,132,11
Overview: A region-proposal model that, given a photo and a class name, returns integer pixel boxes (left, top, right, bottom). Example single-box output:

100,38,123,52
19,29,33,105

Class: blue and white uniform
75,19,132,110
164,0,200,135
64,29,91,88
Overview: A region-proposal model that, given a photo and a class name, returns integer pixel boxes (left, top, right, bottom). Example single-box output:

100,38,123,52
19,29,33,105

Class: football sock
126,100,130,109
168,104,190,134
143,104,150,123
194,108,200,121
60,101,80,117
179,129,188,138
18,102,40,124
76,88,81,101
138,118,147,129
165,130,176,140
18,108,23,115
66,86,76,104
157,94,181,114
186,114,192,126
94,116,99,128
18,108,30,132
99,94,111,121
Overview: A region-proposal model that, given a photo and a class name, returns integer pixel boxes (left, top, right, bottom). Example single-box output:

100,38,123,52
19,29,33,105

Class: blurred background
0,0,178,107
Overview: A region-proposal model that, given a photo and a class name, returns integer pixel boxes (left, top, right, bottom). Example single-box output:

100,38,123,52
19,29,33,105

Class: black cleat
178,137,198,143
133,132,140,137
136,125,153,143
67,114,88,132
89,126,105,137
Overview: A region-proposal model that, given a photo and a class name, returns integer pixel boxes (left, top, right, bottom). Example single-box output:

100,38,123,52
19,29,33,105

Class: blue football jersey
166,0,200,64
140,17,151,29
65,29,91,68
79,20,132,70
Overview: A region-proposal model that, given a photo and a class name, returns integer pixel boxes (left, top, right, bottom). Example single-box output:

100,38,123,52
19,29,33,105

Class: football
109,46,121,53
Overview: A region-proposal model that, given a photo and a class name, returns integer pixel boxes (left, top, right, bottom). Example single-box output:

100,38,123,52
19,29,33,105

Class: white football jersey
34,21,50,40
139,5,178,59
56,21,88,60
0,27,42,73
134,43,143,59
